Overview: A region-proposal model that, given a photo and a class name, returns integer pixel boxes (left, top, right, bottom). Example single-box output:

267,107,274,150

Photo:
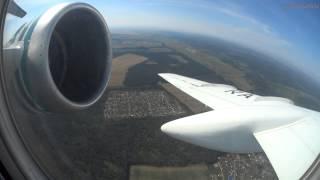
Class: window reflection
2,0,320,179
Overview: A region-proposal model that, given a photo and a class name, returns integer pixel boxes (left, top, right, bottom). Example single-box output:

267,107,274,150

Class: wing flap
254,116,320,179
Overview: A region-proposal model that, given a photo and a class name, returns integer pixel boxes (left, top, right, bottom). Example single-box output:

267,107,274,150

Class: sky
5,0,320,83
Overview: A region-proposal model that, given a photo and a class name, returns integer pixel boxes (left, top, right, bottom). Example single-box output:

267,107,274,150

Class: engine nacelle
7,3,112,112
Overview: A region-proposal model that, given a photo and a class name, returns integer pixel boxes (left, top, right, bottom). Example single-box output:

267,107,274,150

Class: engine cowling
12,3,112,112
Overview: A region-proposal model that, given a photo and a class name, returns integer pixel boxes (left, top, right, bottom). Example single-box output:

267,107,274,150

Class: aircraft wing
7,1,26,18
159,73,320,179
254,116,320,179
159,73,258,109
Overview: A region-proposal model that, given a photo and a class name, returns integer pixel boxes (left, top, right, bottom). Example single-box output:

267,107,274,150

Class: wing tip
158,73,173,76
158,73,176,80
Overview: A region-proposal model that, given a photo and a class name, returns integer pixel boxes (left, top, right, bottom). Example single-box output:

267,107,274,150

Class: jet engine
5,3,112,112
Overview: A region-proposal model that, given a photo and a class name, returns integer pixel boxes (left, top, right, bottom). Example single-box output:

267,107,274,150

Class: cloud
212,6,273,34
120,0,274,34
103,3,294,63
9,0,318,82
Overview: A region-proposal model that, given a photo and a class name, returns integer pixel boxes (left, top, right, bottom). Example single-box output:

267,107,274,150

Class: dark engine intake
23,3,112,112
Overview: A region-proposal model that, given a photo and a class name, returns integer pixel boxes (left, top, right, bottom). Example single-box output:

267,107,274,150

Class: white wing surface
159,73,258,109
254,115,320,180
159,73,320,179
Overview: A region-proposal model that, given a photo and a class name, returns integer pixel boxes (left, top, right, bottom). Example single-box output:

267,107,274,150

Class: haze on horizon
6,0,320,83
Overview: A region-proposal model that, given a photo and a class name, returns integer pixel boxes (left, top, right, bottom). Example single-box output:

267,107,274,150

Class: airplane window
1,0,320,179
